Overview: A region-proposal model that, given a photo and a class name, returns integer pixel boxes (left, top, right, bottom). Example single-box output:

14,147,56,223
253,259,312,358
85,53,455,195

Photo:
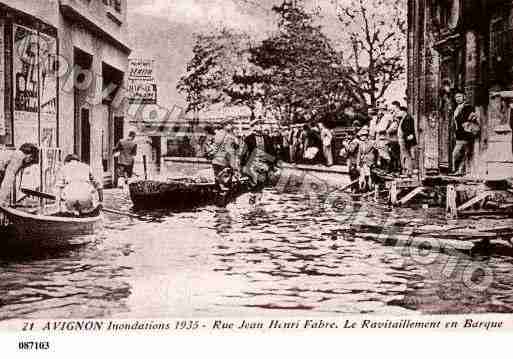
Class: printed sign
128,59,154,78
128,58,157,105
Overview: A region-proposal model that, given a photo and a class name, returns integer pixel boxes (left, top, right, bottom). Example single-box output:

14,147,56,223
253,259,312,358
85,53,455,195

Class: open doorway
73,48,93,160
151,136,162,171
80,108,91,164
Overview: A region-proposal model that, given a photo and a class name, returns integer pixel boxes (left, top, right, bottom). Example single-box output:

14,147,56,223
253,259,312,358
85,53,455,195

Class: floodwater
1,163,513,320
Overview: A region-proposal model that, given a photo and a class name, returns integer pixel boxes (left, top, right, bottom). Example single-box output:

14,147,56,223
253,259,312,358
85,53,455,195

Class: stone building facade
408,0,513,179
0,0,131,186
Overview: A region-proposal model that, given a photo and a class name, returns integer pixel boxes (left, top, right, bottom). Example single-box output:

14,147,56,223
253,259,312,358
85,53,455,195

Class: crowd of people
259,122,335,167
339,101,418,192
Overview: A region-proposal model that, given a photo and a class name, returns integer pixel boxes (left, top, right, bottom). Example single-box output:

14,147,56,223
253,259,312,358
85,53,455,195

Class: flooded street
1,163,513,320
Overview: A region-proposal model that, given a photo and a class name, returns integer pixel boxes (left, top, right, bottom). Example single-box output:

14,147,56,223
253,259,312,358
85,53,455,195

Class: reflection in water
1,164,513,319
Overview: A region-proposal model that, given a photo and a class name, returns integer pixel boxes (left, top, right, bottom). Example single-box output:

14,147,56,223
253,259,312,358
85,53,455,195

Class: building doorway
151,136,161,171
73,48,93,160
80,108,91,164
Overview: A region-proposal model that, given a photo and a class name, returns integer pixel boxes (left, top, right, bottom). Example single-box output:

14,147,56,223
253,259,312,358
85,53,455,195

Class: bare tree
334,0,406,109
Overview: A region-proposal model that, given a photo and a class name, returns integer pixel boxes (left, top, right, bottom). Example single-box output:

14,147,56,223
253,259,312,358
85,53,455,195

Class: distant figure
340,132,360,192
113,131,137,187
397,105,418,176
0,143,39,205
55,154,103,216
356,127,377,192
318,122,334,167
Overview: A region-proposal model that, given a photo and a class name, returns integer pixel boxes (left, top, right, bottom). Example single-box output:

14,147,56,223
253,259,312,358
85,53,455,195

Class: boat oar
20,188,150,221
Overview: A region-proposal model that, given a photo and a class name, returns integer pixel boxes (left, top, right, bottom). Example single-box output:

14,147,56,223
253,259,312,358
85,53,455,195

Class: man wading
113,131,137,188
240,117,278,204
208,118,240,195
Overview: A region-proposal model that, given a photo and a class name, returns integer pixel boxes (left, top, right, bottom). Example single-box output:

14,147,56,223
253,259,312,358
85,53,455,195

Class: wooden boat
129,177,251,209
0,205,103,241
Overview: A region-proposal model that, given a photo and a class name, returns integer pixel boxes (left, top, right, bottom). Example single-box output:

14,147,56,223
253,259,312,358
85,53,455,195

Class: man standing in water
210,118,240,193
240,117,277,204
0,143,39,206
113,131,137,188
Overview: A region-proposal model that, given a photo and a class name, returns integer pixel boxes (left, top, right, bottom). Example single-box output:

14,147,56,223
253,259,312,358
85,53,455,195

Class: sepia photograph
0,1,512,350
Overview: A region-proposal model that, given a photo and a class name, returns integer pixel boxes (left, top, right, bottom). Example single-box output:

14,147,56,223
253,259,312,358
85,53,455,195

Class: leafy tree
248,1,353,124
177,28,255,114
334,0,406,109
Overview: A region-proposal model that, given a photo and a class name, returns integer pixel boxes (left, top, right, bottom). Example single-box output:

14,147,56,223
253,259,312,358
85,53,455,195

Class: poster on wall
13,24,38,146
0,20,5,139
39,32,58,148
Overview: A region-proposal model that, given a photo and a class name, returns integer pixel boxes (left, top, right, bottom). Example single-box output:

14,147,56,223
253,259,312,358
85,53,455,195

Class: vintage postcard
0,0,512,355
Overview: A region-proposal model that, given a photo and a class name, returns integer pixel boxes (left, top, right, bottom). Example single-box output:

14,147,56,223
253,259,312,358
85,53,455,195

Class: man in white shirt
55,154,103,216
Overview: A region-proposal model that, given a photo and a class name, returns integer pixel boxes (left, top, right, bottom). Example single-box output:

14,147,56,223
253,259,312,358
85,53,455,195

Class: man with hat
210,118,240,192
356,126,377,192
240,117,277,202
340,129,361,192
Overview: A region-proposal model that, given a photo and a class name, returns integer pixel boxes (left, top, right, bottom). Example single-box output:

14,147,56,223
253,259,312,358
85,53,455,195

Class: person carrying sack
451,90,479,176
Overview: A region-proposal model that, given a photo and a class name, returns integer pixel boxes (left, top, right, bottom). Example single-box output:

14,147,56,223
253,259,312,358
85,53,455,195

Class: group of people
207,117,280,203
339,101,418,192
0,131,138,217
278,122,334,167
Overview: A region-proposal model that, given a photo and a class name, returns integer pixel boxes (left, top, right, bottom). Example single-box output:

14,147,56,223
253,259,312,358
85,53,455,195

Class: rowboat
0,205,103,243
129,177,251,209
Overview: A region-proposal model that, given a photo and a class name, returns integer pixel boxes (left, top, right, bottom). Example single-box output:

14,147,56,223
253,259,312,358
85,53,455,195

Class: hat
358,126,369,137
250,117,262,127
368,108,378,116
221,118,234,126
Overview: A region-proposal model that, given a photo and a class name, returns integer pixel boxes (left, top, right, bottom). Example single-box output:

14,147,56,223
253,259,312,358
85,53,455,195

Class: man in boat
210,118,240,193
240,117,278,204
0,143,40,206
113,131,137,188
55,154,103,217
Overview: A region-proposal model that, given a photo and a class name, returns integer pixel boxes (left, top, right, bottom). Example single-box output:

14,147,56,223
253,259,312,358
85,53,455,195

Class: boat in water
0,205,103,244
129,177,251,209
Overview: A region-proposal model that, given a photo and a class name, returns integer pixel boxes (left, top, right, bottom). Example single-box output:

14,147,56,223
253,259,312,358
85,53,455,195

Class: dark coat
240,133,276,168
400,113,417,146
454,104,474,141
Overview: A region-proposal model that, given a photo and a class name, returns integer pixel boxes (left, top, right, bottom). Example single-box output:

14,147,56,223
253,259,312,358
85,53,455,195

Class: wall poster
0,20,5,139
12,24,58,148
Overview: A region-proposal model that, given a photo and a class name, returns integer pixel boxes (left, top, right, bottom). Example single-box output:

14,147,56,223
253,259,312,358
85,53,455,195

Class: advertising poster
0,20,5,138
128,58,157,105
12,24,38,146
39,32,57,148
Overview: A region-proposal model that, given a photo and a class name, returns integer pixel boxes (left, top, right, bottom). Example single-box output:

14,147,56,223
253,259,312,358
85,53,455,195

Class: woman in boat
55,154,103,217
240,117,278,203
0,143,40,206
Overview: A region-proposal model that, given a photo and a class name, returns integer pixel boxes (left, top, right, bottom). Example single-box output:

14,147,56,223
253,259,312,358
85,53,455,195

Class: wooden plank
390,180,398,205
457,191,492,212
446,184,458,219
398,186,426,205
